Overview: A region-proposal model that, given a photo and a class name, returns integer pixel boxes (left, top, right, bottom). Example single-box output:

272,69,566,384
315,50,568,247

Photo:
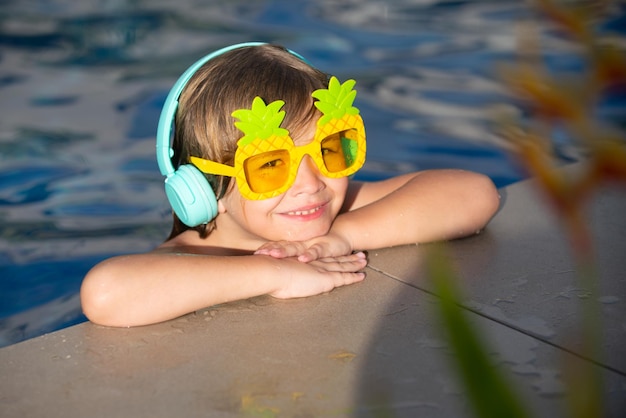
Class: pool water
1,0,624,347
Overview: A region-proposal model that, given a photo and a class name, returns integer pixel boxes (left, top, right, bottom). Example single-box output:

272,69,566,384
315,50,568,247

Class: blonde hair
167,44,329,239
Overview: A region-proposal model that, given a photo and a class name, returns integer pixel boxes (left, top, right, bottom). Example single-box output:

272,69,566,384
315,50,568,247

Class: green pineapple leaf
232,97,289,146
312,76,359,126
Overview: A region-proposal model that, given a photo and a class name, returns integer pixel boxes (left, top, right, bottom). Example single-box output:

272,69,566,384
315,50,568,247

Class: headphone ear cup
164,164,218,227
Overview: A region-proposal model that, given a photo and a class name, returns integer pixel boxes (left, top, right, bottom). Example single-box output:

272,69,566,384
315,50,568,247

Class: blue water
1,0,624,347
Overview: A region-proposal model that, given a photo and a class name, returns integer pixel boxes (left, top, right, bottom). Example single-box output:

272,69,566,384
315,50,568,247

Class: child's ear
217,199,227,214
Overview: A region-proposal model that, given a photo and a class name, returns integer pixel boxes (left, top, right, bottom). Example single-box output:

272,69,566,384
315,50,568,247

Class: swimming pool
1,0,623,347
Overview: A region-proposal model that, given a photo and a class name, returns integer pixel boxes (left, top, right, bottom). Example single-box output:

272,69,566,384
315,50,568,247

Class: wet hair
167,44,329,240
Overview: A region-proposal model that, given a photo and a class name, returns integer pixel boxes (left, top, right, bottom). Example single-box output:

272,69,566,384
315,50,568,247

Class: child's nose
290,155,324,195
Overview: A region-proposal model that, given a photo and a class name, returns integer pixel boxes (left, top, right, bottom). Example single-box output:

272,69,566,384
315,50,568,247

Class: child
81,43,500,327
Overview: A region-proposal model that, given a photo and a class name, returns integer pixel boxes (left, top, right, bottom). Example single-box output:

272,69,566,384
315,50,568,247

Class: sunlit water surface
1,0,624,347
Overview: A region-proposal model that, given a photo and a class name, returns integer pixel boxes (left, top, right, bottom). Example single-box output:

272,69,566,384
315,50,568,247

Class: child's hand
255,231,353,262
268,252,367,299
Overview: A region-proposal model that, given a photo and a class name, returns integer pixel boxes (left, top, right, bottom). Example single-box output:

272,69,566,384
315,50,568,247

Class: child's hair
167,44,330,239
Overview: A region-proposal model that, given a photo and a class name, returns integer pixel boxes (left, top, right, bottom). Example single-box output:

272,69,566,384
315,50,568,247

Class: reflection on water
0,0,624,346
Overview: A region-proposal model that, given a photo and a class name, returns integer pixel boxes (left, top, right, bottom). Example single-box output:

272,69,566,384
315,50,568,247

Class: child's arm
80,251,366,327
336,169,500,248
256,169,500,261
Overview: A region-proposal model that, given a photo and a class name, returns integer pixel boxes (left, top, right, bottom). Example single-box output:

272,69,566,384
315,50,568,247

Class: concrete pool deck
1,163,625,417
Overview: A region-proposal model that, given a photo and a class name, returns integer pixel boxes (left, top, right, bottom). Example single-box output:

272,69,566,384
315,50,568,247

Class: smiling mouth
285,206,322,216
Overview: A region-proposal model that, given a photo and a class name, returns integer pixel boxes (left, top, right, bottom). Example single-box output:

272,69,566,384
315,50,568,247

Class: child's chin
283,226,331,242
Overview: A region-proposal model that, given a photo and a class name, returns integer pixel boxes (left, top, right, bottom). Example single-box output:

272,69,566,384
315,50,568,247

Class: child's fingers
297,248,321,263
255,242,306,258
334,271,366,287
296,242,340,263
309,252,368,272
316,251,367,264
255,247,287,258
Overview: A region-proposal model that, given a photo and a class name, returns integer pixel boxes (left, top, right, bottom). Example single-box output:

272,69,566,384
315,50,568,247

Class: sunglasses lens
321,129,360,173
243,149,291,193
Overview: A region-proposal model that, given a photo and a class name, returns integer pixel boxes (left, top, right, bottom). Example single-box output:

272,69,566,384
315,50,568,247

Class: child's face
217,118,349,243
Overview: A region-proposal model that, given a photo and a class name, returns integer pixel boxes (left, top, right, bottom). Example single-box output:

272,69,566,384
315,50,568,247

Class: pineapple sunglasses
189,76,366,201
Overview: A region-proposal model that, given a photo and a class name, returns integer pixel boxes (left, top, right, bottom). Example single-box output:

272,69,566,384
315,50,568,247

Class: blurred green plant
428,245,531,418
428,1,626,418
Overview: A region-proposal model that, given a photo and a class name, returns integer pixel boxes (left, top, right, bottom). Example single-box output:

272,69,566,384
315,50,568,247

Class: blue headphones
155,42,308,227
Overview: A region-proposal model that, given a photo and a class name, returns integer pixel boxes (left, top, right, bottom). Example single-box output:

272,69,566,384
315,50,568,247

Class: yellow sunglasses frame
190,114,366,200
